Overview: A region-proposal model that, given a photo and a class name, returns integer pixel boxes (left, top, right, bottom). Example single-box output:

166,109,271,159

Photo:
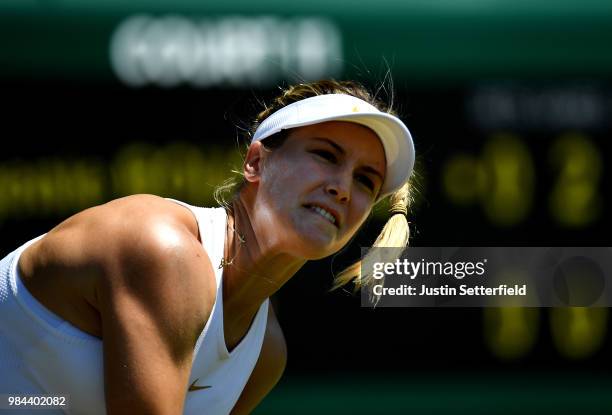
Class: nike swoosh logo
189,378,212,392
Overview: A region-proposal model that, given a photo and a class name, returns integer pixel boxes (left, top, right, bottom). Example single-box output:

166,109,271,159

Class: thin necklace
219,212,246,269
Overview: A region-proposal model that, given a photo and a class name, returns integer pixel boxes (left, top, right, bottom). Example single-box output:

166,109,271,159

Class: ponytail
331,181,412,300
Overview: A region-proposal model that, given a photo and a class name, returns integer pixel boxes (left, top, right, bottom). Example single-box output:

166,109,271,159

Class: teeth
309,206,336,225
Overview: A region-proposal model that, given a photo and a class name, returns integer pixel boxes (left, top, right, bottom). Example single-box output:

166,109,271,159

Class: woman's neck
221,196,305,335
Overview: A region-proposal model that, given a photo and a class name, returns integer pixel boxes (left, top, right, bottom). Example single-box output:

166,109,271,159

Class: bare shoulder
19,194,215,334
22,194,201,271
93,194,215,317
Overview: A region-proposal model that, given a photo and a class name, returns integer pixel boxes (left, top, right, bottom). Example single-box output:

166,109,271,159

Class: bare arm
100,231,212,413
231,305,287,415
28,195,215,414
98,210,216,414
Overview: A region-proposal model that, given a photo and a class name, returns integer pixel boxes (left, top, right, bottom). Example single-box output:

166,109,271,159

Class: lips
303,203,341,228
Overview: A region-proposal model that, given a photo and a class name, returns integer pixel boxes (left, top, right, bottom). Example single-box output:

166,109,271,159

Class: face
245,120,386,259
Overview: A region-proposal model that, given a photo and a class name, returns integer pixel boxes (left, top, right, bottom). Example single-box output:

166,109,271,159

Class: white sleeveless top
0,201,269,415
172,201,270,414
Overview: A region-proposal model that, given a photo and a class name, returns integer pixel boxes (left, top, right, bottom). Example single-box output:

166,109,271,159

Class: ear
243,141,265,183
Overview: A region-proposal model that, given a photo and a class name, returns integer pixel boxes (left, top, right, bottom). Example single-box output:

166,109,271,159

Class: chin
293,235,342,260
284,211,345,258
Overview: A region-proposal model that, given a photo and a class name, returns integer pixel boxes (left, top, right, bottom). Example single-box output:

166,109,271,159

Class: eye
312,149,337,163
356,174,375,192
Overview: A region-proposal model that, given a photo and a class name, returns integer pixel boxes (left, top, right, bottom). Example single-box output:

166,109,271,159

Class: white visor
252,94,415,199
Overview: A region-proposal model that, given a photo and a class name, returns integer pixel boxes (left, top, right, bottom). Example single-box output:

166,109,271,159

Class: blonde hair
215,79,414,294
330,181,412,297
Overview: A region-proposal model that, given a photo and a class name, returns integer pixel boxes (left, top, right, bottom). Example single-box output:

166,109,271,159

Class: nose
325,178,350,204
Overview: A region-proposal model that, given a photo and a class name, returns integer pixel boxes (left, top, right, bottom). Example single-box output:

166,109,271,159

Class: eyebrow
312,137,385,182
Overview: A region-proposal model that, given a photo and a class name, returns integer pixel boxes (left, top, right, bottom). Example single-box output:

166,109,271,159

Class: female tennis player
0,80,415,414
